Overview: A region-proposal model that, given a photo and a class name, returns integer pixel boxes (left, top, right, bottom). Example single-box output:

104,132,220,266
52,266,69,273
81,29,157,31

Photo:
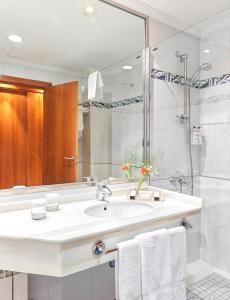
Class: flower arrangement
137,166,152,191
121,164,132,180
121,152,163,191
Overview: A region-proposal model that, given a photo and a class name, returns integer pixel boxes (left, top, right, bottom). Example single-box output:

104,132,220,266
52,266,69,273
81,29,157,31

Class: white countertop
0,184,202,276
0,195,200,244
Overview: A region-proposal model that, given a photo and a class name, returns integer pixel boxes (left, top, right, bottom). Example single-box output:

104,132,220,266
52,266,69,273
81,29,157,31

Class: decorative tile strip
151,67,230,89
79,95,143,110
193,73,230,88
79,101,111,109
150,68,184,85
111,95,143,108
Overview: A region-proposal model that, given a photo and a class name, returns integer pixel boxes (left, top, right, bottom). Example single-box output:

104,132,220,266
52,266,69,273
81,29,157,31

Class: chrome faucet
169,175,190,193
96,181,112,202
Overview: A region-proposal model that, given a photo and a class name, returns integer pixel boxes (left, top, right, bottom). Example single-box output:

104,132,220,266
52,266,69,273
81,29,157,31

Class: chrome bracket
92,240,105,256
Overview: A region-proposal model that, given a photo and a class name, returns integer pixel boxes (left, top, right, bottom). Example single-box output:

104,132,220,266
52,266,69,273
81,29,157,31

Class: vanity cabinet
28,263,115,300
27,213,200,300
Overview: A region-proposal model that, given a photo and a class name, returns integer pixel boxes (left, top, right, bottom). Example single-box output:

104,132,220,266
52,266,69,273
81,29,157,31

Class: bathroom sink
84,201,154,219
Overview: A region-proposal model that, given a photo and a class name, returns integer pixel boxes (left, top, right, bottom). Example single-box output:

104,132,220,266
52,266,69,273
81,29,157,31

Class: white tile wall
197,20,230,275
150,31,201,184
149,22,202,266
90,106,112,180
111,102,144,178
200,177,230,273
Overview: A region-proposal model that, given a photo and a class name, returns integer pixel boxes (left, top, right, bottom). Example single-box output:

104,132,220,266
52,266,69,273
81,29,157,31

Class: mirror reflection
0,0,145,189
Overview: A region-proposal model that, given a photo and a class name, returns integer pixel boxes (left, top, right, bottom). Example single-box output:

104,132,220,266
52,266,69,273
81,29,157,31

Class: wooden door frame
0,76,47,188
0,75,52,88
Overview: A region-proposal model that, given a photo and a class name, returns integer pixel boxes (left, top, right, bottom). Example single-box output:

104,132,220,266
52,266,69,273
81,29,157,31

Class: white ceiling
0,0,145,75
135,0,230,29
1,0,230,76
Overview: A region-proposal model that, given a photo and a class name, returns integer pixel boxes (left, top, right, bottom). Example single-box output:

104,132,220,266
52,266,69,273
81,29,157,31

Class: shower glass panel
149,32,201,195
149,7,230,276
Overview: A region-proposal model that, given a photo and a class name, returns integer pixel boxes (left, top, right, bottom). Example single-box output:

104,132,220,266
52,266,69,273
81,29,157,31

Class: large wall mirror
0,0,146,189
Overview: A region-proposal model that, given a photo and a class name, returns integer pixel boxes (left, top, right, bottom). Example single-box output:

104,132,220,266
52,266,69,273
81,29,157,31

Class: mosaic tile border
151,68,184,85
193,73,230,88
151,68,230,89
79,67,229,110
79,95,143,109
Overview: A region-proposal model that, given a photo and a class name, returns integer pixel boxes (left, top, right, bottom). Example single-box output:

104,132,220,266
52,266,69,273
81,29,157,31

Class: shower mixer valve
176,114,189,120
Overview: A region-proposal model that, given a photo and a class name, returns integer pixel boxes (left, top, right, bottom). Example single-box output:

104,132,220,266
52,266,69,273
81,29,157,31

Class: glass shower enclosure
149,8,230,276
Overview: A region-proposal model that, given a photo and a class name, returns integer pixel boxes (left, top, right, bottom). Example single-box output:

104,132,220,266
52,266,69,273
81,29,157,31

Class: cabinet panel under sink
28,263,115,300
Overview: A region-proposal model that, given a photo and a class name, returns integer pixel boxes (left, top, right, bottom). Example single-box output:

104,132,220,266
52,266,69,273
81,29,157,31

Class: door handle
64,156,76,161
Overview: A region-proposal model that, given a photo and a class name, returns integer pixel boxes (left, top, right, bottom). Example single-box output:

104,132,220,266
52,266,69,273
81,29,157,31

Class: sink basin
84,201,154,219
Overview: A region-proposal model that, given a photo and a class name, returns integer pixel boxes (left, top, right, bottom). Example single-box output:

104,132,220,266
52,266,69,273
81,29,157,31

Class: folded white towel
116,239,141,300
136,229,172,300
88,71,104,100
168,226,186,300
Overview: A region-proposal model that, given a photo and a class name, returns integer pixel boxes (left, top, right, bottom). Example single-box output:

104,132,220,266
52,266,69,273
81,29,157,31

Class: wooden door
0,89,27,189
0,88,44,189
26,92,44,186
43,81,78,184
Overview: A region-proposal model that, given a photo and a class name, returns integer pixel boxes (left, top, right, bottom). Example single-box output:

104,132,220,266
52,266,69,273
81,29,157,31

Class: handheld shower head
190,63,212,82
201,63,212,71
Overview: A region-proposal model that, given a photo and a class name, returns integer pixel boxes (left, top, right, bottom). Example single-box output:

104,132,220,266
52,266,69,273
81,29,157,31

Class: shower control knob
92,240,105,256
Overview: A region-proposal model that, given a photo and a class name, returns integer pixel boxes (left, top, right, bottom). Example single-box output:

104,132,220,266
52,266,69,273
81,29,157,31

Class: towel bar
105,219,192,254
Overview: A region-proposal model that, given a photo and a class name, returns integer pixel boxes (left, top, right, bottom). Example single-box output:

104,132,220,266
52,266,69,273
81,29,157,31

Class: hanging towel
116,239,142,300
88,71,104,100
136,229,172,300
168,226,186,300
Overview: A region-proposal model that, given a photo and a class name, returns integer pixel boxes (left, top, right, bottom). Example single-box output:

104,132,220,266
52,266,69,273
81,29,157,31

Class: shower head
201,63,212,71
190,63,212,82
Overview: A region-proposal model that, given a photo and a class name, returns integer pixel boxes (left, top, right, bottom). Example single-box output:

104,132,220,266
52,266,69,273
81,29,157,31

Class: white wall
111,102,144,177
103,64,143,101
0,58,80,84
83,62,144,180
90,106,112,180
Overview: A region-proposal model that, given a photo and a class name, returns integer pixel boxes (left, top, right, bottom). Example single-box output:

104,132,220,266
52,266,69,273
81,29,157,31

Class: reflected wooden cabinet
0,76,78,189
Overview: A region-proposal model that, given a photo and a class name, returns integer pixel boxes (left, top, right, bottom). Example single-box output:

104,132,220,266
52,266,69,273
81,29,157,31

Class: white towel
168,226,186,300
88,71,104,100
136,229,172,300
116,239,141,300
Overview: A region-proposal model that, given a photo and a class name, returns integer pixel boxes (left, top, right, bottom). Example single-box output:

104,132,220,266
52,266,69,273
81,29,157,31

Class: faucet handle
98,180,108,188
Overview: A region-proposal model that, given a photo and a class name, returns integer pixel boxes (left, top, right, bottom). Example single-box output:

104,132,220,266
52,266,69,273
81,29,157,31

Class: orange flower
121,165,129,171
141,166,151,176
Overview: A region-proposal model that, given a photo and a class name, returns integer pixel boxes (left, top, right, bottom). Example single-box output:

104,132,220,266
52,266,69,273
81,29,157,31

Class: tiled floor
187,273,230,299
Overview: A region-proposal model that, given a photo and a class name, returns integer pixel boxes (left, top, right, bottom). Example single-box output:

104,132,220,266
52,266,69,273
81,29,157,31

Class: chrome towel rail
93,218,193,256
